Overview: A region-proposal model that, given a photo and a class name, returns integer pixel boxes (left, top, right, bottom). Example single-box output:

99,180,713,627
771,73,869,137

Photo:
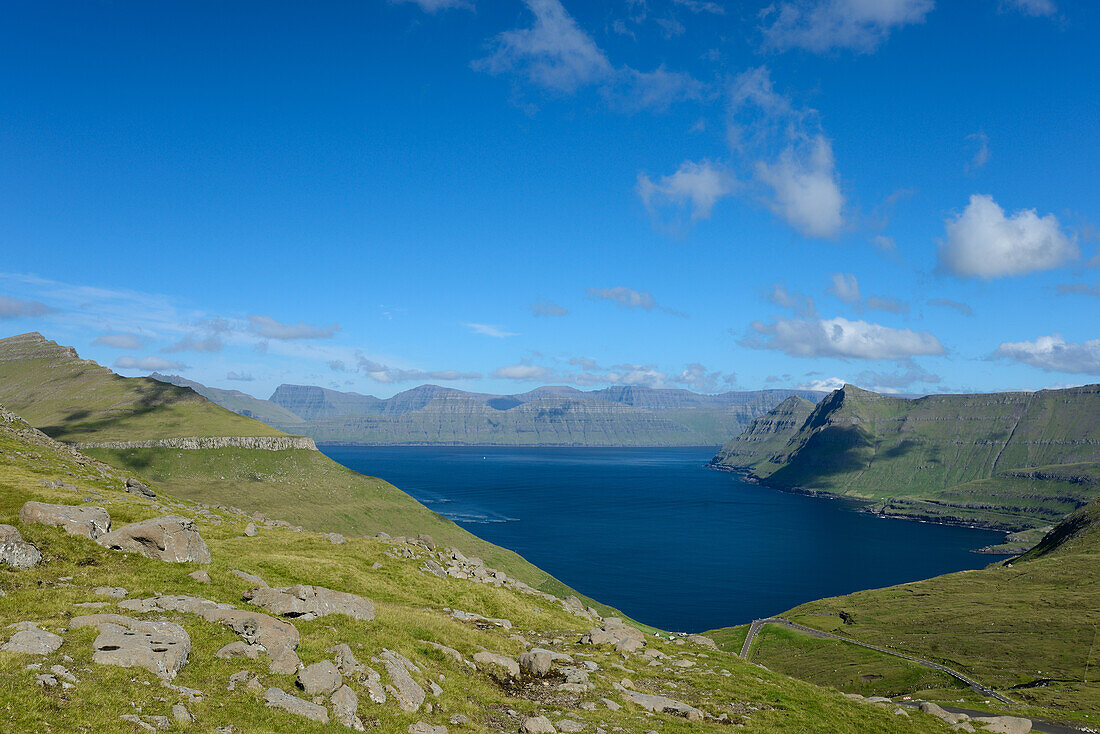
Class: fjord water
323,446,1009,632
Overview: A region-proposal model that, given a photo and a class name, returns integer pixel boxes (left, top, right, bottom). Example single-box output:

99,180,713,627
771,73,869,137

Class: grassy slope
0,333,596,604
713,384,1100,531
709,499,1100,726
0,410,950,733
0,333,283,443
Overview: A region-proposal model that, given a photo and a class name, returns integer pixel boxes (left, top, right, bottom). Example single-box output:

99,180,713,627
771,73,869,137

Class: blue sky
0,0,1097,398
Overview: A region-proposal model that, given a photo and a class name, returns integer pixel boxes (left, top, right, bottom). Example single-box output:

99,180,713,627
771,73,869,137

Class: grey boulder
125,477,156,498
0,524,41,569
264,687,329,724
622,691,703,721
19,501,110,539
244,584,374,621
1,622,63,655
70,613,190,680
297,660,342,696
97,516,211,563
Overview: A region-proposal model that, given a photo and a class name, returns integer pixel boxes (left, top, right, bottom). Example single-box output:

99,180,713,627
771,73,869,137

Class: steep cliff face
718,383,1100,529
710,395,817,475
202,381,830,446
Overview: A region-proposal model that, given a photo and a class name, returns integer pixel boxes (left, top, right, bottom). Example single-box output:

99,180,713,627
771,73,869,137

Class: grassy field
709,499,1100,727
0,333,284,443
0,408,954,733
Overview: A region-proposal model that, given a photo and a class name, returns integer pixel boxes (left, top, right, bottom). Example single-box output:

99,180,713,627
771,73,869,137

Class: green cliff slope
712,384,1100,530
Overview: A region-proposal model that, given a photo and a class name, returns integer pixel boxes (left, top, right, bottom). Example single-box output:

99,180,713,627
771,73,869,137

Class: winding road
739,616,1017,706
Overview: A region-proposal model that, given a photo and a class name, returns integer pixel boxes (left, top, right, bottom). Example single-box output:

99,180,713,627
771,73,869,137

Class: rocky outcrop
331,684,363,730
521,716,556,733
2,622,63,655
580,618,646,652
97,516,211,563
622,691,703,721
264,687,329,723
0,524,41,569
379,649,425,713
71,436,317,451
298,660,341,696
243,584,375,621
70,614,191,680
124,477,156,498
473,651,520,682
201,608,300,672
19,501,111,539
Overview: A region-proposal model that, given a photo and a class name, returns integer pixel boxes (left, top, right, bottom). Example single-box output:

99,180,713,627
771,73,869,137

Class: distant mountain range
150,373,825,447
712,383,1100,531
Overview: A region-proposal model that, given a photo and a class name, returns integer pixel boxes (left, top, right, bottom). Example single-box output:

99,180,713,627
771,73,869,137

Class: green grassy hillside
710,396,817,476
0,333,285,443
709,498,1100,726
712,383,1100,530
0,409,953,732
0,333,590,600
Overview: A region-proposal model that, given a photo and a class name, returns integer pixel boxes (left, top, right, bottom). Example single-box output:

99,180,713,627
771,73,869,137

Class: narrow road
739,617,1017,706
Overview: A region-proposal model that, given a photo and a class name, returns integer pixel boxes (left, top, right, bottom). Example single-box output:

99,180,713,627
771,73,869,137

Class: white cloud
755,135,844,238
637,160,734,228
465,322,518,338
0,295,53,320
530,299,569,317
226,371,254,382
248,315,339,340
474,0,702,111
92,333,145,349
669,363,737,392
474,0,613,93
114,356,189,372
728,67,844,239
871,234,898,256
767,283,816,317
492,364,553,381
1003,0,1056,17
358,355,480,383
938,194,1077,278
992,335,1100,375
585,286,657,311
761,0,935,53
798,376,847,391
393,0,474,11
864,295,908,314
856,364,940,392
828,273,861,303
743,316,945,360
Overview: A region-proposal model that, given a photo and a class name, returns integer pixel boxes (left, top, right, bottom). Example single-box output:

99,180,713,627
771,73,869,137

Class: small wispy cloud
248,315,339,340
966,131,991,173
92,333,145,350
530,299,569,317
226,371,254,381
115,356,189,372
760,0,935,54
0,294,54,320
1055,283,1100,298
927,298,975,316
464,322,518,338
161,334,224,353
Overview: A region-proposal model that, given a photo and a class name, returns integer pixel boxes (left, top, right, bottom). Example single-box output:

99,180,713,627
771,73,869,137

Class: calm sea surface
321,445,1009,632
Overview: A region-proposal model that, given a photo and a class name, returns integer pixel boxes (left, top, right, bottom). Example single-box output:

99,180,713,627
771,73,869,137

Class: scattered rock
171,704,194,724
517,649,554,677
50,664,78,683
97,516,211,563
0,524,42,569
119,714,157,731
118,595,232,615
473,651,520,681
622,691,703,721
70,613,190,680
188,570,211,584
521,715,556,733
243,523,258,537
450,609,512,629
972,716,1032,734
244,584,374,621
332,684,364,730
201,609,299,673
231,569,268,587
323,533,347,545
686,634,718,649
125,477,156,498
216,641,260,659
329,643,362,674
580,619,645,652
556,720,585,733
409,723,447,734
2,623,63,655
380,649,425,713
449,714,469,726
19,501,111,539
94,586,128,598
298,660,342,696
421,640,466,666
264,687,329,724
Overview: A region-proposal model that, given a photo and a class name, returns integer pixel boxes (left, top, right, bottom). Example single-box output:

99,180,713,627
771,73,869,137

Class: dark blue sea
321,445,1010,632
